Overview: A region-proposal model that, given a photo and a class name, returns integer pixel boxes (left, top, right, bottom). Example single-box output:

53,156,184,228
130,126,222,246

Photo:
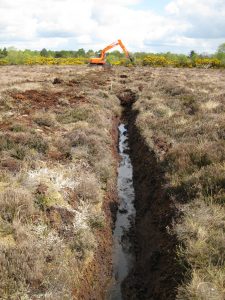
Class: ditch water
108,123,136,300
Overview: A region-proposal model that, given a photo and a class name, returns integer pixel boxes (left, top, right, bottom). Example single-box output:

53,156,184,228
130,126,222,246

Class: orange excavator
89,39,133,65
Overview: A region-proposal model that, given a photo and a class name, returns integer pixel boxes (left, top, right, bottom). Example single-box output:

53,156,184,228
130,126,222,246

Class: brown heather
1,64,225,299
130,67,225,299
0,65,121,299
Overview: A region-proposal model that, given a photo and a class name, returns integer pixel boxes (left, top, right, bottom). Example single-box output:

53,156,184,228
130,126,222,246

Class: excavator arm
90,39,133,65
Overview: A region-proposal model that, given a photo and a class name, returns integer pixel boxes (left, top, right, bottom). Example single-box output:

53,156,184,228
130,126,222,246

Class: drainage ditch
108,122,136,300
108,86,183,300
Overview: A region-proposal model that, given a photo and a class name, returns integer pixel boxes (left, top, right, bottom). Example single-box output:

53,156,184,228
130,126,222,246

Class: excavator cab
90,39,133,65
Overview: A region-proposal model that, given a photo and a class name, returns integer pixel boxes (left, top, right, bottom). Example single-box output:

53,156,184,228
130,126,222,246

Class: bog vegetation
0,66,121,299
130,67,225,299
1,58,225,299
1,42,225,67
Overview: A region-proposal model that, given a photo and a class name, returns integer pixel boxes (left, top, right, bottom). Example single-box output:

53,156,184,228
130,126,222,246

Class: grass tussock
132,68,225,299
0,188,36,223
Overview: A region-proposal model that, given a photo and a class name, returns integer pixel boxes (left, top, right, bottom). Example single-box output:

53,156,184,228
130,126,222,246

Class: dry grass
34,112,57,127
3,64,224,299
0,188,36,223
130,67,225,299
0,65,120,299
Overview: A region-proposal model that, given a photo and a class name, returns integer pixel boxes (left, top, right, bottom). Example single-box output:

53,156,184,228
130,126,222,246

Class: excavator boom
90,39,132,65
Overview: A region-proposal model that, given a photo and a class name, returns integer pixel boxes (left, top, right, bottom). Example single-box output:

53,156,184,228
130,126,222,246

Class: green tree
2,47,8,57
216,43,225,62
86,49,95,57
7,49,26,64
110,50,123,58
189,50,197,58
76,48,85,57
55,51,63,58
0,47,8,58
40,48,48,57
217,43,225,54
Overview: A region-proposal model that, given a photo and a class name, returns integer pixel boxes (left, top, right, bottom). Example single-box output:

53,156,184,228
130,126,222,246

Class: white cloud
0,0,224,53
166,0,225,39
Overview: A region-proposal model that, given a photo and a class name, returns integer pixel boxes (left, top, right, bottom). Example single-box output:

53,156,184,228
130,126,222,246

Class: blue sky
135,0,170,13
0,0,225,53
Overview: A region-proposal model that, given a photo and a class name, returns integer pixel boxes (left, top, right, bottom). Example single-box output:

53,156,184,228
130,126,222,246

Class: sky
0,0,225,53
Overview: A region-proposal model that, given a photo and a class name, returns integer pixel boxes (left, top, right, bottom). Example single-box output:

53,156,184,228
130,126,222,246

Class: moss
35,191,67,210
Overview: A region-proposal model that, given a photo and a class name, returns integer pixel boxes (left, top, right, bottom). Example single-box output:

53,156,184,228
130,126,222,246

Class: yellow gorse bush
0,53,224,69
142,55,193,68
24,56,87,65
141,55,222,68
143,55,169,66
195,58,221,68
173,59,193,68
111,58,133,66
0,59,8,65
111,61,121,65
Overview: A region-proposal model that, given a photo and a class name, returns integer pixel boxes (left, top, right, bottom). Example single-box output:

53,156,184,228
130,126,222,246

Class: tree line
0,43,225,66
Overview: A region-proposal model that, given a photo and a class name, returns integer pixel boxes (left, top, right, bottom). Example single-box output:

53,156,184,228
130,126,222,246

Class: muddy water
108,123,136,300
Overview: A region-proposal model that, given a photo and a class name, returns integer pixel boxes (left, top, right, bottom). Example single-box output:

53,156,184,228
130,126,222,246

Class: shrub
133,67,225,298
143,55,169,67
175,201,225,299
27,135,49,153
71,202,99,259
94,159,115,185
0,135,15,151
180,95,199,115
0,188,35,223
70,228,97,259
35,194,63,210
88,213,105,229
10,124,26,132
0,221,77,299
57,106,93,124
10,145,27,160
24,56,87,65
195,58,221,68
0,59,8,65
75,173,102,204
174,55,193,68
34,113,56,127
